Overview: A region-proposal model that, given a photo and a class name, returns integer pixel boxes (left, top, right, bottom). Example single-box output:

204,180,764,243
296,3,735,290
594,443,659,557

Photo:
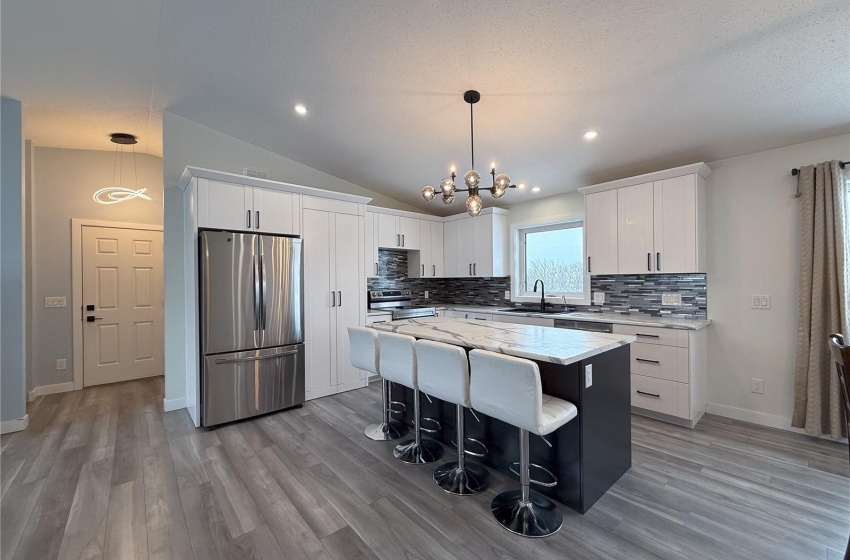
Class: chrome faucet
533,279,546,311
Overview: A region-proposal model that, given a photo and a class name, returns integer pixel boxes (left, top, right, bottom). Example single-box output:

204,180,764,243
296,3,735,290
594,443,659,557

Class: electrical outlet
45,296,66,308
56,359,67,370
505,290,511,300
751,378,764,394
424,290,429,299
593,292,605,305
661,293,682,306
585,364,593,388
750,294,771,309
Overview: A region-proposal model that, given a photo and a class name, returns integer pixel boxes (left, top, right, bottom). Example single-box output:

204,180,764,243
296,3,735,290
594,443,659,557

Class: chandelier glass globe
466,194,482,217
463,169,481,188
491,186,506,199
494,173,511,190
442,192,455,204
440,177,455,196
421,185,435,201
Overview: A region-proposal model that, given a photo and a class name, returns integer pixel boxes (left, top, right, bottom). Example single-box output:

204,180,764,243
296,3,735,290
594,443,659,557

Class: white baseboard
162,397,187,412
1,415,29,434
28,382,74,401
705,402,848,442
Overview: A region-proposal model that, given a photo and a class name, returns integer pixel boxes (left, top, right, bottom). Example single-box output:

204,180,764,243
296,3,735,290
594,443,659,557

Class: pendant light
93,133,151,205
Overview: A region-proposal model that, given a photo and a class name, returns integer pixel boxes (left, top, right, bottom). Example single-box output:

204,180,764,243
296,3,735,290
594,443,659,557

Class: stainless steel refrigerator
199,229,305,427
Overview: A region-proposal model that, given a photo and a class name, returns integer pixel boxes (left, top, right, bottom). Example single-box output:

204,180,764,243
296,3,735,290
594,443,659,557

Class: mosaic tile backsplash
367,249,707,319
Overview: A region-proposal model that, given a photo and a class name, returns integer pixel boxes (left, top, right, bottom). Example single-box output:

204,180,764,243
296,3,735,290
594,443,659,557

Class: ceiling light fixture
294,103,308,116
421,90,521,217
93,133,151,205
532,186,541,193
583,130,599,141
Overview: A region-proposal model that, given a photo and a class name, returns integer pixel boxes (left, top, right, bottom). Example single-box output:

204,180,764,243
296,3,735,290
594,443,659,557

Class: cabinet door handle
635,333,660,339
469,263,473,276
422,264,425,276
331,291,336,307
247,210,251,229
656,252,660,271
396,234,400,247
473,263,477,275
256,211,260,230
636,390,661,398
375,262,378,276
587,256,591,273
432,264,436,276
338,291,342,306
647,252,652,271
636,358,660,364
402,234,405,247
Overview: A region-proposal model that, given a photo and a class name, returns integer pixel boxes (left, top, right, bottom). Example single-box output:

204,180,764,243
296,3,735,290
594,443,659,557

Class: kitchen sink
497,308,566,315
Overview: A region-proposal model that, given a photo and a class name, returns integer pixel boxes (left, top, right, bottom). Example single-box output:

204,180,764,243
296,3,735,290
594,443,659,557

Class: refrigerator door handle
260,254,267,330
252,256,261,331
214,348,300,365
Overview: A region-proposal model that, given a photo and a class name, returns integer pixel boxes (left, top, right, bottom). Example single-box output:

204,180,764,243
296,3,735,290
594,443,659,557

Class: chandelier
93,133,151,205
421,90,518,217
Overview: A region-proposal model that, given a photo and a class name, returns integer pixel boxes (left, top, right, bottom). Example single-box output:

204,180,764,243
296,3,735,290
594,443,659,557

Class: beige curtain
792,160,849,438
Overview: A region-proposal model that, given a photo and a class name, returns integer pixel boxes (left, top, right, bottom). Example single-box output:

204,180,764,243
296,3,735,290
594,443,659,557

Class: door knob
86,316,103,322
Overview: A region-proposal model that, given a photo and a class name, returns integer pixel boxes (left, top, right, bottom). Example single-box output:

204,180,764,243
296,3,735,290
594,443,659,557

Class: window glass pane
524,226,584,293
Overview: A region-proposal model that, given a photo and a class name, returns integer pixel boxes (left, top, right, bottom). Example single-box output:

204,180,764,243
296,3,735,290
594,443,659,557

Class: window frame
510,215,590,306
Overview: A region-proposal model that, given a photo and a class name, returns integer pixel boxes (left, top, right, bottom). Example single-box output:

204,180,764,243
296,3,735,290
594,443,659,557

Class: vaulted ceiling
3,0,848,213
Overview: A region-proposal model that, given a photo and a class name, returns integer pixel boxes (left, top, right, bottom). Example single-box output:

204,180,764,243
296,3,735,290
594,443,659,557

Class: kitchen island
370,317,635,513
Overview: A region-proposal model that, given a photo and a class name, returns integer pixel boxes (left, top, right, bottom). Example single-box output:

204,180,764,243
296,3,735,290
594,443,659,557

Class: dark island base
392,345,632,513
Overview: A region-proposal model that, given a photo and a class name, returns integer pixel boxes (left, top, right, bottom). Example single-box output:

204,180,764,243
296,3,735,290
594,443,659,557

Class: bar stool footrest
450,437,488,458
508,462,558,488
419,417,441,434
388,401,406,416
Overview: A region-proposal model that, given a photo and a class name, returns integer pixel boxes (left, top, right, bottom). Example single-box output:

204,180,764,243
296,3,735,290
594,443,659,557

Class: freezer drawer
202,343,305,427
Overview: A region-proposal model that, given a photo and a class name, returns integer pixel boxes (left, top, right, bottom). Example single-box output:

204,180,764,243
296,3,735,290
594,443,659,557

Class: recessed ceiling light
531,186,541,193
583,130,599,141
517,183,526,190
294,103,308,116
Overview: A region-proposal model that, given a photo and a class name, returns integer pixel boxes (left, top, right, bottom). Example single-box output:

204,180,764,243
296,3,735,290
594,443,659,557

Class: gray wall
30,147,163,389
162,112,423,406
1,96,26,427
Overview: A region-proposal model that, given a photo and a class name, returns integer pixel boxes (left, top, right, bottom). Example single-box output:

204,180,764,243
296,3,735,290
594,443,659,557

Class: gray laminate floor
2,376,848,560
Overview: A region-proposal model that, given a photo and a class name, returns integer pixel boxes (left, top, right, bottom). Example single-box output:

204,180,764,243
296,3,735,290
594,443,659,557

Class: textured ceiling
2,0,848,214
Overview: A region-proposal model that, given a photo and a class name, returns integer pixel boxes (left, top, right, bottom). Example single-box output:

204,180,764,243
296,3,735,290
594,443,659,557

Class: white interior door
82,226,164,386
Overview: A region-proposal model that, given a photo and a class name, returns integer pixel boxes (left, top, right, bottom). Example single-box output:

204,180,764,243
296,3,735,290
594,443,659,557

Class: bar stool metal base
433,461,491,495
490,489,563,538
393,438,444,464
364,420,408,441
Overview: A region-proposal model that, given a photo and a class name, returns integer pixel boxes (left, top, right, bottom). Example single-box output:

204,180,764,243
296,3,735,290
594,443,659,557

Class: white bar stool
348,327,407,441
469,349,578,538
416,339,491,495
378,332,444,465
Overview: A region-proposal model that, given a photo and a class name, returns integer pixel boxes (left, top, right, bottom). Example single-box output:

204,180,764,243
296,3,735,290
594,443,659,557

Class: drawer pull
636,390,661,398
635,333,660,339
636,358,660,364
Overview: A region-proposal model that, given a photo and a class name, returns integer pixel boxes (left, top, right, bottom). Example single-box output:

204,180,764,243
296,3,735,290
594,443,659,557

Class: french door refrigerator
199,229,304,427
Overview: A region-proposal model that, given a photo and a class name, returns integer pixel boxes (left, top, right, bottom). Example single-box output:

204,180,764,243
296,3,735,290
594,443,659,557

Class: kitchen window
514,218,589,304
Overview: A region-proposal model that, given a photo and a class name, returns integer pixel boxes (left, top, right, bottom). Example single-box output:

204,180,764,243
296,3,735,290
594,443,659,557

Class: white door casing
81,225,164,386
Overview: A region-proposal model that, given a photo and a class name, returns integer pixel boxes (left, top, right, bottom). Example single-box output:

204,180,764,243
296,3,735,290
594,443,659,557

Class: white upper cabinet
398,217,420,250
584,190,618,275
653,175,699,273
365,211,378,278
197,178,299,235
617,182,655,274
580,163,710,276
444,209,509,277
408,220,445,278
431,221,444,278
375,213,420,250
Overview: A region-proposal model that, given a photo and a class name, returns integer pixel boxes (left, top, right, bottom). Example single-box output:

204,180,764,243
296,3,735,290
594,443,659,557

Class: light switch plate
751,378,764,394
592,292,605,305
505,290,511,300
424,290,429,299
585,364,593,388
56,359,67,370
750,294,771,309
661,293,682,306
45,296,66,308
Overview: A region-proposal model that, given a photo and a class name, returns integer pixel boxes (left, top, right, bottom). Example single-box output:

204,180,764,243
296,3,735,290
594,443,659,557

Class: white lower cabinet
302,200,366,400
616,324,707,427
493,315,555,327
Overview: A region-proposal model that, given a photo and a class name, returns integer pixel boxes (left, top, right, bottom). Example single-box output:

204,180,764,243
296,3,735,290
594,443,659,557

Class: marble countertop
368,317,635,366
440,305,710,330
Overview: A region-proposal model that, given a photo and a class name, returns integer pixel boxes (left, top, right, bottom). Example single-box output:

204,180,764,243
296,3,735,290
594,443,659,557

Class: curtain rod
790,161,847,176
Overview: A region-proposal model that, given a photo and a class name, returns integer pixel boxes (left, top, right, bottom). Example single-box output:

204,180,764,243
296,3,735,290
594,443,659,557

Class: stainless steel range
368,290,437,320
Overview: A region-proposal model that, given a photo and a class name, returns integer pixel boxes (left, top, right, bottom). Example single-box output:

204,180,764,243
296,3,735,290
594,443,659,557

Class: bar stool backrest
469,349,544,435
377,332,417,388
348,327,379,375
416,339,471,407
